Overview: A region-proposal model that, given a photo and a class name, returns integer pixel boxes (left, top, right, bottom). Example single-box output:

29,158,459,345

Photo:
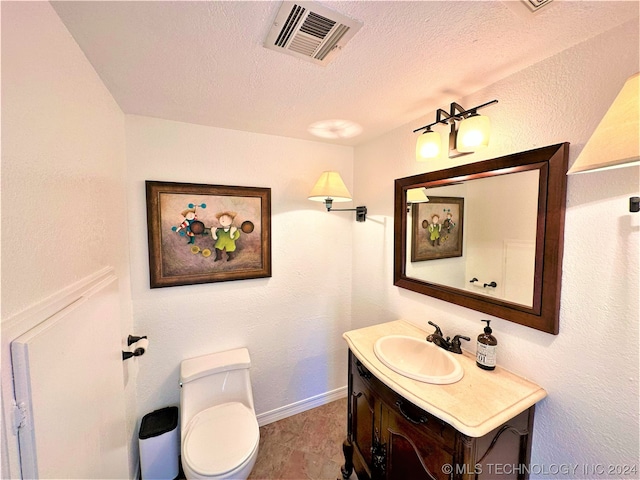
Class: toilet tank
180,348,255,427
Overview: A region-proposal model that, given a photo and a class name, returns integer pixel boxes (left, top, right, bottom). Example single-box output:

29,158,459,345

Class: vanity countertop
343,320,547,438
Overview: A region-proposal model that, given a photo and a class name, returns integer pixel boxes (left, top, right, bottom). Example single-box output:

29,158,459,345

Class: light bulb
457,115,491,152
416,130,441,161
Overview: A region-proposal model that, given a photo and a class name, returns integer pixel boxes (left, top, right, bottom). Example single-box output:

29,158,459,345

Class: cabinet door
382,400,455,480
351,357,377,479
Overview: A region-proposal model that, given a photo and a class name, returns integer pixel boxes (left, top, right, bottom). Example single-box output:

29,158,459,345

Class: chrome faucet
426,321,470,354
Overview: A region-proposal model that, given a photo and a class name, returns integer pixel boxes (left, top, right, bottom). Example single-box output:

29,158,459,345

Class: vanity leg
341,438,354,479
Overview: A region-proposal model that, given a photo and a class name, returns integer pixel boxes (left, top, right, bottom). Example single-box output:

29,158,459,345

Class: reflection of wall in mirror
503,240,536,305
464,170,539,307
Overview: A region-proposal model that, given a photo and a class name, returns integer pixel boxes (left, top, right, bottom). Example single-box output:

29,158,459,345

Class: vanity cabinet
343,351,535,480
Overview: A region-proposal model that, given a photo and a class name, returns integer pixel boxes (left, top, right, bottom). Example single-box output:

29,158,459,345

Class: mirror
394,143,569,334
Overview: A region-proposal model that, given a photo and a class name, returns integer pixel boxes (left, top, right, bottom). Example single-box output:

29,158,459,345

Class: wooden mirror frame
394,143,569,334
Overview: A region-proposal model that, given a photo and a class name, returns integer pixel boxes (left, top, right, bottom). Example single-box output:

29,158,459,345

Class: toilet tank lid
181,348,251,384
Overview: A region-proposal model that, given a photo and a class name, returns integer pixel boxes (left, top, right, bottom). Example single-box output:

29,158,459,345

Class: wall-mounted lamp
566,72,639,212
406,187,430,212
413,99,498,160
308,171,367,222
568,73,639,175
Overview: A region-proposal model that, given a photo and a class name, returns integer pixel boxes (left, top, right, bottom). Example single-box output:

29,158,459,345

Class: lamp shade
456,114,491,152
416,130,441,160
406,187,429,203
568,72,640,174
308,171,352,202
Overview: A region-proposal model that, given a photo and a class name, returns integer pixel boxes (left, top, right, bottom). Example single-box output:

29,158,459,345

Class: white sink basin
373,335,463,384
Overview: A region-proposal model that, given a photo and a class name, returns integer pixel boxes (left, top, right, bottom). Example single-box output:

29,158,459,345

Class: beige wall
1,2,135,477
352,19,639,475
2,2,638,478
125,116,355,421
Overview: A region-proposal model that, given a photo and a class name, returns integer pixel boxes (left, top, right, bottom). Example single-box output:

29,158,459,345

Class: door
11,276,128,478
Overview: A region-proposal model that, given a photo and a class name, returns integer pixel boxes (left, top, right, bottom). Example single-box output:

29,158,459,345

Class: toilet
180,348,260,480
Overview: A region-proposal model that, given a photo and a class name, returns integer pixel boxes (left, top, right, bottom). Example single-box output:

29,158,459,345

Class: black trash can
139,406,179,480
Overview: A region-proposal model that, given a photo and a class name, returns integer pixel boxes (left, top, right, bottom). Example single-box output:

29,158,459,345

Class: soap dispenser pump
476,320,497,370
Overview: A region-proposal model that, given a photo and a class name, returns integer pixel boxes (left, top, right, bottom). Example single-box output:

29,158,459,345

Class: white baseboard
256,386,348,427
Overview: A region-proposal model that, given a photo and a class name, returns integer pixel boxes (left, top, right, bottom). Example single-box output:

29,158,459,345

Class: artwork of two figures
171,203,253,262
146,181,271,288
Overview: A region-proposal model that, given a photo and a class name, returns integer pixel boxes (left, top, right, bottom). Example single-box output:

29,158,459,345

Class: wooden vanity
342,321,547,480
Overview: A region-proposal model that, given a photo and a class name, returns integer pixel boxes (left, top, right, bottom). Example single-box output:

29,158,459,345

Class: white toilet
180,348,260,480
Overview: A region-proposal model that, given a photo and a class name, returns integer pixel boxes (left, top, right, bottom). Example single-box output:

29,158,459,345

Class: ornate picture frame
411,196,464,262
145,181,271,288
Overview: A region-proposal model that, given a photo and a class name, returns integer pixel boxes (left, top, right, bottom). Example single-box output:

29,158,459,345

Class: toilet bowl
180,348,260,480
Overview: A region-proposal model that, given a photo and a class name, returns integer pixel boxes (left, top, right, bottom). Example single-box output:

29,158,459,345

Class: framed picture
145,181,271,288
411,196,464,262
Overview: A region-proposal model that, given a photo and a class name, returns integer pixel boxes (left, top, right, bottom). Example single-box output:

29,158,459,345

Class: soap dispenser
476,320,497,370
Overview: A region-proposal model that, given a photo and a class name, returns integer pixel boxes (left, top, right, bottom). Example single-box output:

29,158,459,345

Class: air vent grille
275,4,305,47
301,11,335,38
316,23,349,60
523,0,553,12
265,1,362,66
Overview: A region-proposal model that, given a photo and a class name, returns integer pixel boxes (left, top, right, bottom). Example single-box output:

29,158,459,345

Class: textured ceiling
51,1,639,146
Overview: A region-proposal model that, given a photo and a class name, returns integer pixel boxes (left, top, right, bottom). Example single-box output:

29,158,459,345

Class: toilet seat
183,402,259,477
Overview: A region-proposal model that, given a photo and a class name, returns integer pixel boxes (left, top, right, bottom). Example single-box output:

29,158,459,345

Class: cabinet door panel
352,359,376,477
384,405,454,480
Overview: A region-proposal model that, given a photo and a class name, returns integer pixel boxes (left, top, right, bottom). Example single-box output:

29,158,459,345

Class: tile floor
248,397,355,480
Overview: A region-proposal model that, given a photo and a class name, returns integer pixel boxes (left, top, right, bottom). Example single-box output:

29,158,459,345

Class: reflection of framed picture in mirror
411,196,464,262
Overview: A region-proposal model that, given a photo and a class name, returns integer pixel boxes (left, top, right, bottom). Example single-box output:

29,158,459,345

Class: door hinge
12,402,27,435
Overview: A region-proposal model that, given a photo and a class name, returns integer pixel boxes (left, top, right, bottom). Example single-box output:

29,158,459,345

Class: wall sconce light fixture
566,72,639,212
567,73,639,175
308,171,367,222
413,99,498,161
406,187,430,212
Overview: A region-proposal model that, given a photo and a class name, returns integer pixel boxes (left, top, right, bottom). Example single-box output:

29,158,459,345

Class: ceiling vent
522,0,554,12
264,1,362,66
504,0,554,17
